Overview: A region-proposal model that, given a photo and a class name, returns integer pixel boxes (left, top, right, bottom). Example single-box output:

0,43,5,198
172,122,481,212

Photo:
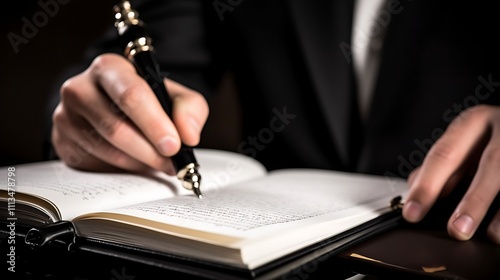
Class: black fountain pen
113,0,203,198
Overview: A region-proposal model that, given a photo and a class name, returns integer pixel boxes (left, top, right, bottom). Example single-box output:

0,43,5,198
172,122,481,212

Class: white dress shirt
351,0,387,122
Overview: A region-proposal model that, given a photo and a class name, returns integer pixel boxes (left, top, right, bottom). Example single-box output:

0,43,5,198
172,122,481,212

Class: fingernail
453,214,474,237
158,136,178,156
404,201,422,222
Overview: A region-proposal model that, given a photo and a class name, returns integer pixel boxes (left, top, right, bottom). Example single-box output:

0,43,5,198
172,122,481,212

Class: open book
0,149,408,271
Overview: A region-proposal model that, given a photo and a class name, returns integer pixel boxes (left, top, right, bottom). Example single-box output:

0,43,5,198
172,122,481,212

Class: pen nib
178,164,202,199
193,185,203,199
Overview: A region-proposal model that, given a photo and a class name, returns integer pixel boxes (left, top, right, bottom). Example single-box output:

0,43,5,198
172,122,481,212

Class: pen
113,0,203,198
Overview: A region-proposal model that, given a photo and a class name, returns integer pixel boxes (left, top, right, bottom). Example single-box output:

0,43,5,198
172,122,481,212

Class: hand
403,105,500,243
51,53,209,174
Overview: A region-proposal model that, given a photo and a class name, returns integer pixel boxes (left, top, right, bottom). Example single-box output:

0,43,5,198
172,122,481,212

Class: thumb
167,79,209,147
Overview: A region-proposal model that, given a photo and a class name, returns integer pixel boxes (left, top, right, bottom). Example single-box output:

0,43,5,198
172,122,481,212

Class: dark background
0,0,241,167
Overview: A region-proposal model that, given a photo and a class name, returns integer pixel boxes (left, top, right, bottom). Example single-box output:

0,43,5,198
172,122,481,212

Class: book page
93,169,408,239
0,149,267,220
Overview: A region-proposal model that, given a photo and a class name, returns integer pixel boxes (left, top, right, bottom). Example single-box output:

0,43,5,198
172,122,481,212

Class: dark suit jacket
53,0,500,178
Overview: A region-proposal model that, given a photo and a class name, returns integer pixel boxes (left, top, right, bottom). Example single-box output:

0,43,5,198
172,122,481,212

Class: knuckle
106,147,128,167
99,118,124,139
449,105,492,130
90,53,132,78
195,93,209,115
76,139,93,154
60,77,84,106
483,146,500,165
427,140,457,162
190,90,207,104
464,191,490,210
465,104,492,120
469,104,492,114
90,54,119,74
116,85,146,111
52,105,67,127
411,183,435,200
185,92,210,120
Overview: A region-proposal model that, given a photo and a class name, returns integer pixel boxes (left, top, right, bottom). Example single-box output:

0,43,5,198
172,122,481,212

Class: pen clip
25,221,75,248
390,195,404,210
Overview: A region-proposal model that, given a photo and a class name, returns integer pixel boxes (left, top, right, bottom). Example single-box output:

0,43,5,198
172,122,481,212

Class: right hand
51,53,209,174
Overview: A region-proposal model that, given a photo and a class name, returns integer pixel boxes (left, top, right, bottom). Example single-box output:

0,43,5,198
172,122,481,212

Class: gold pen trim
124,37,154,60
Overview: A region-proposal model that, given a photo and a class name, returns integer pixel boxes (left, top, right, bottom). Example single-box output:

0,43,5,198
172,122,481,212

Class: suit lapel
367,1,435,131
288,0,355,166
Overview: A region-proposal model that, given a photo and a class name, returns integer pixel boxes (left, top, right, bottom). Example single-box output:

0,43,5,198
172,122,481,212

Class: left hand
402,104,500,243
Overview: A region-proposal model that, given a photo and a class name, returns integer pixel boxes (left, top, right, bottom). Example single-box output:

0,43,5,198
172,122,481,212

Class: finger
90,54,181,156
403,106,492,223
167,79,209,146
60,73,175,174
52,103,152,173
407,166,463,202
487,209,500,244
407,166,420,187
447,126,500,240
441,139,484,199
54,139,123,173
